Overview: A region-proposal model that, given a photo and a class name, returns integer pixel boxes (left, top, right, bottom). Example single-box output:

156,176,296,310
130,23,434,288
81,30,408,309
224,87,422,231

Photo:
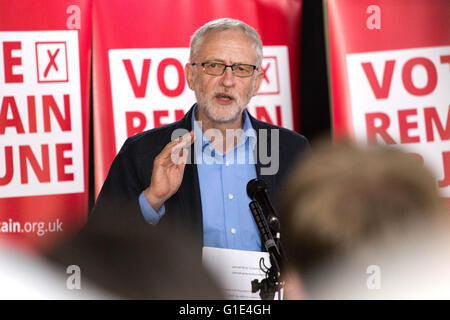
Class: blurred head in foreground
281,141,449,299
45,202,223,299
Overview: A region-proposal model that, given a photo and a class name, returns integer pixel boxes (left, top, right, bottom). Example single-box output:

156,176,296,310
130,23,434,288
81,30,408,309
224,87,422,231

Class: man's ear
185,63,195,90
252,69,264,96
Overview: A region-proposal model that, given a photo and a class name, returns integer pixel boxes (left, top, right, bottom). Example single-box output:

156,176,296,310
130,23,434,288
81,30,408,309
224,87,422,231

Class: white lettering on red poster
250,46,293,132
346,46,450,196
108,46,293,151
0,31,84,198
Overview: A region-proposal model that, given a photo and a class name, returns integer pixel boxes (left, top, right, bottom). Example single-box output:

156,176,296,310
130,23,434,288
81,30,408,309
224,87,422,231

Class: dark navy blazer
91,104,310,247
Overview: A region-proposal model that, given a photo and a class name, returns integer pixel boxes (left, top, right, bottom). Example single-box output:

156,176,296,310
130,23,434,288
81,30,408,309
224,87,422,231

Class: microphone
249,201,279,254
247,179,286,299
249,200,281,273
247,179,280,233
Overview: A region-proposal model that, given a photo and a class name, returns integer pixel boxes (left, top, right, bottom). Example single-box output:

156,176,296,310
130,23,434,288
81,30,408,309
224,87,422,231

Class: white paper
202,246,281,300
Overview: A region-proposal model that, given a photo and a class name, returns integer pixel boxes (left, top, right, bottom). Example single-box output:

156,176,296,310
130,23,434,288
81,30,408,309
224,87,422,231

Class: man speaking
92,18,309,252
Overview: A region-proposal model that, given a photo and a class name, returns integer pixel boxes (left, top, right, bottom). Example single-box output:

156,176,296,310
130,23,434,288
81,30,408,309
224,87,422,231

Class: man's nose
220,66,236,87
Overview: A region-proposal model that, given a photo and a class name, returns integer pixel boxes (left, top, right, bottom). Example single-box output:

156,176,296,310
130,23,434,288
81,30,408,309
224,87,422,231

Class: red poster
325,0,450,198
0,0,92,250
93,0,303,195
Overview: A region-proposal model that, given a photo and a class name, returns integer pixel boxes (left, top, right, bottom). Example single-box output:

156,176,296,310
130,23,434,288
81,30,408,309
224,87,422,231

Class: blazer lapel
175,105,204,243
250,115,276,202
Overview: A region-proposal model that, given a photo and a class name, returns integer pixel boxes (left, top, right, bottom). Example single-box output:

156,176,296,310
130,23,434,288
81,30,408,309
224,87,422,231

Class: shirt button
228,194,233,200
231,228,236,234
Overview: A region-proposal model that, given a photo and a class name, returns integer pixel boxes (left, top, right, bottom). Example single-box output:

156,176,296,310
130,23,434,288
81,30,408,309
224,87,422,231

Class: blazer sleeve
90,138,150,223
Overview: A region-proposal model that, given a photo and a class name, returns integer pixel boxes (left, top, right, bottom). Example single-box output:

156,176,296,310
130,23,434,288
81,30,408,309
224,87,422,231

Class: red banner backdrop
325,0,450,198
93,0,303,195
0,0,92,250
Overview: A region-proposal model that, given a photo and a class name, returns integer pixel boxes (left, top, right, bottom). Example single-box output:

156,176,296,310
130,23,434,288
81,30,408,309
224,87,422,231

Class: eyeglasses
191,62,257,77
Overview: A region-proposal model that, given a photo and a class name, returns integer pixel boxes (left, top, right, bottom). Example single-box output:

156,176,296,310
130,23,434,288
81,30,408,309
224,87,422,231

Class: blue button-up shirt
139,106,261,251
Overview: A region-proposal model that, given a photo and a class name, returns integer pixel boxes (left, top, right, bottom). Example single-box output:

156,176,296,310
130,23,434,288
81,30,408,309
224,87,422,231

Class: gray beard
194,87,254,124
199,102,244,124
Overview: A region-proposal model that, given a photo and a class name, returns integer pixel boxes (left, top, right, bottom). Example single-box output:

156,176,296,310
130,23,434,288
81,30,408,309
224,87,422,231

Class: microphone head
247,178,268,199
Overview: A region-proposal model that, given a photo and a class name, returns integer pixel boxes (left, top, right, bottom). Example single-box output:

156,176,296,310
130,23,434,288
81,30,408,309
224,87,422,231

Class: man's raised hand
144,131,195,211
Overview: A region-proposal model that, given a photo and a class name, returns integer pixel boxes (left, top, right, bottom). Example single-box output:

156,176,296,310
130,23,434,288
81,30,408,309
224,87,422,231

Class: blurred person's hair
45,202,223,299
281,140,446,278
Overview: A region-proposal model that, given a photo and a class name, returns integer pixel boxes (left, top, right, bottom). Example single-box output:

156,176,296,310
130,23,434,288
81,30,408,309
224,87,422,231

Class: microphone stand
249,200,286,300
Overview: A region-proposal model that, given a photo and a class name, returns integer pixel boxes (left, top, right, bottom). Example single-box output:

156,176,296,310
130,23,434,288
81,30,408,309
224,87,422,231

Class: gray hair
189,18,263,68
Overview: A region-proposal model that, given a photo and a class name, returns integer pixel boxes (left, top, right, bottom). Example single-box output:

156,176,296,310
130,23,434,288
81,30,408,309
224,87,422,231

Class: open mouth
215,92,235,104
